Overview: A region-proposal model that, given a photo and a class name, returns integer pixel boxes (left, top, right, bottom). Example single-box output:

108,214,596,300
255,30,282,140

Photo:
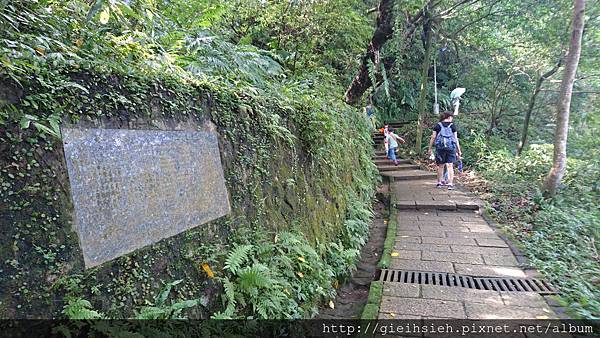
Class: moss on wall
0,62,377,318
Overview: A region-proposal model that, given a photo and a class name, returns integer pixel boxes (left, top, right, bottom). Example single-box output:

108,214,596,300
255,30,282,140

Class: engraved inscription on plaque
62,128,230,268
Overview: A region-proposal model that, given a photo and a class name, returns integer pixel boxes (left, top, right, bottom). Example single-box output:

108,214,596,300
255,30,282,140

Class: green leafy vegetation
462,122,600,318
1,0,599,321
0,0,377,319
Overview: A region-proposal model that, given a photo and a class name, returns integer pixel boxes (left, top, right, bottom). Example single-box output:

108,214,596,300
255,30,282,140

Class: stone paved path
374,146,559,320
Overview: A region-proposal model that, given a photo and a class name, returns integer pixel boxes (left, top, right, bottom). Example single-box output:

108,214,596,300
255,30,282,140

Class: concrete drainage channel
377,269,557,295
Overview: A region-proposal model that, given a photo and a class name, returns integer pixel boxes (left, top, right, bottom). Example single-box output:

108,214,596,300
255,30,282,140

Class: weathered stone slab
500,292,550,308
63,128,230,268
389,259,454,273
394,242,451,252
395,235,422,243
475,238,509,248
464,302,556,319
380,297,466,318
450,245,513,256
397,230,446,238
482,255,519,266
421,251,484,264
415,200,457,210
394,200,416,210
454,264,526,278
445,232,501,239
383,283,420,298
421,236,477,246
390,250,422,260
421,285,503,305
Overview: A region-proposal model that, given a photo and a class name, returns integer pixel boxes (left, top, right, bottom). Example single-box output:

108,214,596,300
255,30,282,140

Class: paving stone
418,215,460,221
445,232,501,239
422,251,484,264
397,224,421,231
395,243,451,253
383,283,420,298
396,235,422,243
436,210,476,216
380,297,466,318
400,220,443,226
438,226,472,233
415,200,457,210
454,264,527,278
460,215,483,221
464,226,496,233
421,285,503,305
398,230,446,238
389,259,455,273
395,200,417,210
441,220,489,227
475,238,509,248
482,255,519,266
455,200,480,210
421,237,477,246
398,214,420,220
431,194,452,200
464,302,557,319
390,250,422,260
378,312,423,321
500,292,551,308
450,245,513,256
419,225,468,233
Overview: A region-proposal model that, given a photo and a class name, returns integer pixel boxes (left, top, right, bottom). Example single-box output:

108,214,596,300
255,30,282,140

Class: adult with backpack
427,112,462,190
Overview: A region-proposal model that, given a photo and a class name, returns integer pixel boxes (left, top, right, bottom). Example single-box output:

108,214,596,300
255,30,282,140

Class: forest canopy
1,0,599,321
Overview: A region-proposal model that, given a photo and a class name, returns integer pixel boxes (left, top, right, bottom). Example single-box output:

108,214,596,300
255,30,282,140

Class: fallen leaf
99,7,110,24
283,288,289,295
333,279,339,289
296,272,304,278
298,256,305,263
391,252,399,257
328,300,335,309
389,313,396,317
201,263,214,278
536,315,549,319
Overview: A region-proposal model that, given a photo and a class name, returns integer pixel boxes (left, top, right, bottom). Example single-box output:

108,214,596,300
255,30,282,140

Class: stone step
381,170,437,181
377,164,421,172
373,159,412,165
393,199,481,211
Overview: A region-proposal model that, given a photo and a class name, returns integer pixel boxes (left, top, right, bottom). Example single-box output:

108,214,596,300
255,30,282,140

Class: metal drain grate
378,269,557,295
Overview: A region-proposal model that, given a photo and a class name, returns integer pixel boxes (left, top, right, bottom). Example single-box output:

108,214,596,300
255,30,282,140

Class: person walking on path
386,127,406,166
380,123,390,158
365,103,377,131
427,112,462,190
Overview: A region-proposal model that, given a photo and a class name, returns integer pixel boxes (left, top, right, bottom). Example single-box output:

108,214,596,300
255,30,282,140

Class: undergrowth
462,126,600,319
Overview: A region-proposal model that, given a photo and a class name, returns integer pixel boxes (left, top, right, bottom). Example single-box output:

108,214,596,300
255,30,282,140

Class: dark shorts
435,149,456,164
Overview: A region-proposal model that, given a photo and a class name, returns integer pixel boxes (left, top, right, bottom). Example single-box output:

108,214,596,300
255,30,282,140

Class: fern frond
238,264,270,290
224,244,253,274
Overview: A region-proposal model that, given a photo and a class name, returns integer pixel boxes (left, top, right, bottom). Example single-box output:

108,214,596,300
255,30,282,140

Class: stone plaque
62,128,230,268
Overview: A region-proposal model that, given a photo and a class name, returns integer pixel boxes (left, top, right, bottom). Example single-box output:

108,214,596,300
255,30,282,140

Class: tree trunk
516,58,563,156
542,0,585,197
415,10,432,153
344,0,394,105
344,1,430,105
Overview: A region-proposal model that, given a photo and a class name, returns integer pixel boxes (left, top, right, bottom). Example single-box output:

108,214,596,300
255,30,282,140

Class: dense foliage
0,0,378,319
1,0,598,321
369,0,599,319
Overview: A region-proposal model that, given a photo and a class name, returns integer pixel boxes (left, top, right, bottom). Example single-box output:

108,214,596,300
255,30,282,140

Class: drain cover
378,269,557,295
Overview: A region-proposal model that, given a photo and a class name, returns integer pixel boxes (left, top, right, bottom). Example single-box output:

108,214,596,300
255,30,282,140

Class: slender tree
415,9,433,153
516,57,563,156
542,0,586,197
